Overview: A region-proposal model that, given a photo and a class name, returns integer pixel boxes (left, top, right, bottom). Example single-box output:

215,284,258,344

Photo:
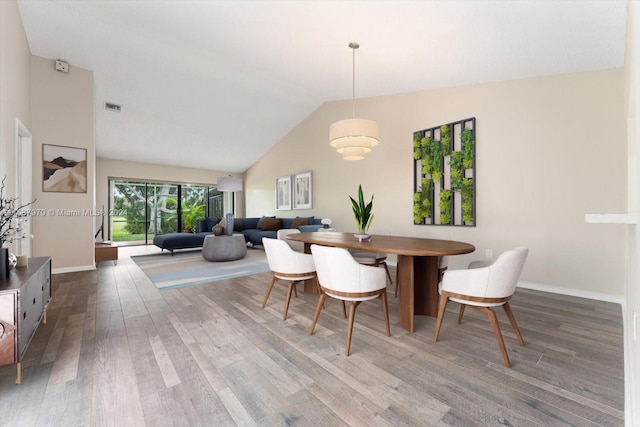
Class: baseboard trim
52,264,96,274
518,280,624,305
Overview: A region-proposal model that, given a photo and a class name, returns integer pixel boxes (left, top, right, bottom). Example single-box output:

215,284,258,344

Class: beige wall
625,0,639,423
245,69,626,298
0,0,31,214
95,158,243,238
30,55,95,271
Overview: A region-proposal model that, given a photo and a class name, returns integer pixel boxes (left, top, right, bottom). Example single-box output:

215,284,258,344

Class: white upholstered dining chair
262,237,318,320
433,246,528,367
309,244,390,356
277,228,304,252
349,250,394,286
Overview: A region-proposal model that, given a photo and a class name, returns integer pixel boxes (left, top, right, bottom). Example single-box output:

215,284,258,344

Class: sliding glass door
112,181,150,244
110,179,224,244
181,184,206,233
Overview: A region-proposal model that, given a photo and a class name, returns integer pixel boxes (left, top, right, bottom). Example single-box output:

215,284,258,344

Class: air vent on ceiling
104,102,122,112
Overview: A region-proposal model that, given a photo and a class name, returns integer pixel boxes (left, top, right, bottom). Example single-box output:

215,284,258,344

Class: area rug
131,249,270,290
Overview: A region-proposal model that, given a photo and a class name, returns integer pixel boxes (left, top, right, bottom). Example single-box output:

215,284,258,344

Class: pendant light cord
349,42,359,119
352,45,356,118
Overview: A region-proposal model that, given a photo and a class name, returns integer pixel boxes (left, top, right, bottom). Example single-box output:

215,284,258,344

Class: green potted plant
349,184,374,241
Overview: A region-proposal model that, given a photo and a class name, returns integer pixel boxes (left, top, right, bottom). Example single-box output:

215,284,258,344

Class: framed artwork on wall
42,144,87,193
275,175,292,210
293,171,312,210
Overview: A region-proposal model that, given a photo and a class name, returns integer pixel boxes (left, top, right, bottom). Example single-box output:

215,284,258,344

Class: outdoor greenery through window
110,180,224,244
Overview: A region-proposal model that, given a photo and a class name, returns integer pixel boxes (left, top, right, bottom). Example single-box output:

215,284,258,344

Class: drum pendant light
329,42,379,160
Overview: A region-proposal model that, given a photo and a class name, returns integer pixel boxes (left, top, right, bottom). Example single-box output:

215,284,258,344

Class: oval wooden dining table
287,232,476,332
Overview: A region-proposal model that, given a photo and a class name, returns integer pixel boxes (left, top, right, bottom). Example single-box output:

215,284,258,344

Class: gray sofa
153,215,323,253
198,216,323,246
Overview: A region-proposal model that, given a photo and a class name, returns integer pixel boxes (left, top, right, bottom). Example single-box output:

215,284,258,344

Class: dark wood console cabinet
0,257,52,384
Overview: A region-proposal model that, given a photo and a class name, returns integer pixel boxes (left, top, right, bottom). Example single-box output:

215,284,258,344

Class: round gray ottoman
202,234,247,262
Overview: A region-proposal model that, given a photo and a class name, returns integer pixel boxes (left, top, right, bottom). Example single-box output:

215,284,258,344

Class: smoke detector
55,59,69,73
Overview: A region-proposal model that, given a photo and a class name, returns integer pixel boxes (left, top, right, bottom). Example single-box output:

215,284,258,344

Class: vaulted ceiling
17,1,628,172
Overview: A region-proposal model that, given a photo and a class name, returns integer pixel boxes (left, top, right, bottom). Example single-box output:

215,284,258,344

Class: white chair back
484,246,528,298
441,246,528,300
277,228,304,252
311,244,386,296
263,238,315,276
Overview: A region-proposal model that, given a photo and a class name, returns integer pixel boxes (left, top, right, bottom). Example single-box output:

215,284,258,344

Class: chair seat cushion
349,250,386,264
324,291,381,302
274,272,315,281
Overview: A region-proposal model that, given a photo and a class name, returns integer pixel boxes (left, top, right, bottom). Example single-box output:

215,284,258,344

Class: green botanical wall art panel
413,117,476,227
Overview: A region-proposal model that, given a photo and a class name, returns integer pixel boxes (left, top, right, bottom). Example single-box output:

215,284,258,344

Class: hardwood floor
0,246,624,426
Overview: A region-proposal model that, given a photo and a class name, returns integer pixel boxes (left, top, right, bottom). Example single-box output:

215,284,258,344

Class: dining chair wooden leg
394,270,399,298
381,289,390,336
381,262,393,286
341,300,347,318
503,302,525,345
457,304,466,324
313,277,326,310
283,281,296,320
345,301,361,356
309,293,327,335
478,306,511,368
293,282,298,298
433,292,449,342
261,275,277,309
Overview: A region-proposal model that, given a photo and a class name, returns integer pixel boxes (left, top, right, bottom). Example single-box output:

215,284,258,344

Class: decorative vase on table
225,213,234,236
354,233,371,242
0,247,9,280
8,252,17,270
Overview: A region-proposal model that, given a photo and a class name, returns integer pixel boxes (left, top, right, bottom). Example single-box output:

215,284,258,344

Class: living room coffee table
202,234,247,262
287,232,475,332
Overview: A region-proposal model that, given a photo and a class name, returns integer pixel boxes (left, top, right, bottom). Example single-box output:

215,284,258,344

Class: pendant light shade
330,42,379,160
329,118,379,160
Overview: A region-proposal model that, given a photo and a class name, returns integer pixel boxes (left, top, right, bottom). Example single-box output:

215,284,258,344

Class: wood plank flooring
0,246,624,426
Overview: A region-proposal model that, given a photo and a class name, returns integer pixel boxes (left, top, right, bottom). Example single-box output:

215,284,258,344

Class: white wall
29,55,95,272
0,0,31,236
245,69,626,298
